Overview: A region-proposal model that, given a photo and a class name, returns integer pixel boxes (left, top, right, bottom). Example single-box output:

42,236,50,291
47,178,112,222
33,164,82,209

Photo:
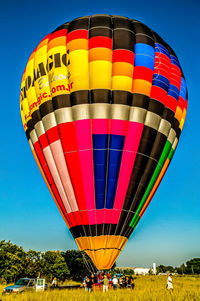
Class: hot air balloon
20,15,187,270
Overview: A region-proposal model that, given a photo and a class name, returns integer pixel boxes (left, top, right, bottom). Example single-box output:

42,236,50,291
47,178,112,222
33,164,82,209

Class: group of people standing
83,273,135,292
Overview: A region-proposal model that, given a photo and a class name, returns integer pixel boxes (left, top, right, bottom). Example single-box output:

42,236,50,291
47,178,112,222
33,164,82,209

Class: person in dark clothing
86,276,93,292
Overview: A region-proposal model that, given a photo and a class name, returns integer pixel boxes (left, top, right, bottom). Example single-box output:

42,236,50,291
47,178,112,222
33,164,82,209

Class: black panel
112,91,132,105
39,100,54,118
52,94,71,110
150,132,167,160
162,107,174,123
113,29,135,51
68,17,89,33
133,21,155,47
148,98,164,116
113,16,134,31
70,90,89,106
90,15,112,28
25,129,30,140
89,28,112,38
131,94,149,109
171,118,180,136
52,22,69,33
27,119,34,133
32,109,42,125
91,89,111,104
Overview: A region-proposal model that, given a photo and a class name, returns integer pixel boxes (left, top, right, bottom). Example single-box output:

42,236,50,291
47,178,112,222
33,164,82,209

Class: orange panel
112,62,134,78
67,39,88,52
89,48,112,62
48,36,66,50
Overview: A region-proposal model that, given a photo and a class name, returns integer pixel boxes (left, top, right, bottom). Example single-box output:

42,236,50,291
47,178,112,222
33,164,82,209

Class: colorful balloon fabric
20,15,187,270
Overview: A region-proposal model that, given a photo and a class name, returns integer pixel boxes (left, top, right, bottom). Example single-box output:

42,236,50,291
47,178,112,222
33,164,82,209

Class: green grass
0,276,200,301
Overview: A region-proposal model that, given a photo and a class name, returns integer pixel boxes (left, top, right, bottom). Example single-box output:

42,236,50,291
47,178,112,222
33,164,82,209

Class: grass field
0,276,200,301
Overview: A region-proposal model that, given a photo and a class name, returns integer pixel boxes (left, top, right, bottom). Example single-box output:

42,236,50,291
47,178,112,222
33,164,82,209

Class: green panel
129,140,172,229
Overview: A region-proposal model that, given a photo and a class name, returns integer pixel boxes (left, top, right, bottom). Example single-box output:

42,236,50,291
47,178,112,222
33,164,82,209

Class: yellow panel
68,50,89,92
67,39,88,52
180,108,186,130
89,60,112,89
132,79,152,96
112,62,134,78
112,75,132,92
25,55,40,115
47,45,70,97
34,43,52,105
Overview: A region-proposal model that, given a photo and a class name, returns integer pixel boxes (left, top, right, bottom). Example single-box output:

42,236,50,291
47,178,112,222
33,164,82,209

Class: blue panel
155,43,170,58
93,149,107,164
109,150,123,165
110,134,125,150
153,74,169,92
168,84,179,101
180,77,186,100
135,43,155,57
170,55,181,68
93,134,108,149
134,54,155,71
93,134,109,209
94,164,106,179
105,134,125,209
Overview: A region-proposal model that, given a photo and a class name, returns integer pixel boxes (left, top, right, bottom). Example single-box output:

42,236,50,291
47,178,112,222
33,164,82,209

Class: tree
24,250,42,278
185,258,200,274
62,250,96,281
41,251,70,282
0,240,26,283
157,265,175,274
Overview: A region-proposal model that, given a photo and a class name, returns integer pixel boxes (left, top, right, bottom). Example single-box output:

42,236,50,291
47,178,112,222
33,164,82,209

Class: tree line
157,259,200,275
0,240,98,284
0,240,199,284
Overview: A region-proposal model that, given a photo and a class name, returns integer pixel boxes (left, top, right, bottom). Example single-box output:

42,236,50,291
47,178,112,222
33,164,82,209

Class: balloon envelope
20,15,187,269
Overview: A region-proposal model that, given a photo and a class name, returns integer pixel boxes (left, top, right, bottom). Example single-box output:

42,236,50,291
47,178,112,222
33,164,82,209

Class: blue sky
0,0,199,268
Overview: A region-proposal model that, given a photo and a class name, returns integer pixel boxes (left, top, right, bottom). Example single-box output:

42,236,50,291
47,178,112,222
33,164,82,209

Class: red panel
33,141,72,227
58,122,89,224
38,133,49,149
58,122,77,152
46,126,60,144
150,86,167,104
165,96,177,112
49,29,68,40
89,36,112,49
133,66,153,82
113,49,134,64
67,30,88,42
178,96,184,111
68,211,81,227
154,52,171,66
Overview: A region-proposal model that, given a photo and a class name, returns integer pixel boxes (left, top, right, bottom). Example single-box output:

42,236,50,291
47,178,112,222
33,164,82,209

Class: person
102,275,109,292
122,275,126,288
86,276,93,292
119,276,123,288
83,276,87,291
167,274,173,290
130,277,135,290
112,275,118,290
51,277,57,288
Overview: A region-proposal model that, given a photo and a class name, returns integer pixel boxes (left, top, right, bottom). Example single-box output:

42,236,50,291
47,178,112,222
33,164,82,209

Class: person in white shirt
167,274,173,290
112,275,118,290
